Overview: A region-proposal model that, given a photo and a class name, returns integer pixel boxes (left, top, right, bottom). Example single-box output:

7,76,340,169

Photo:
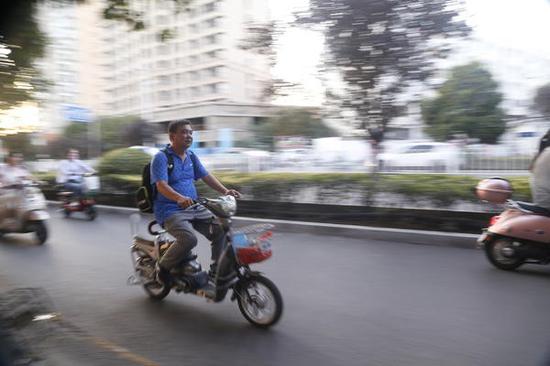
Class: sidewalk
0,287,159,366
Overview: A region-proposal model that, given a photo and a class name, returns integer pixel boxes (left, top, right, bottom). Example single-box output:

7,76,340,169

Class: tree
54,122,100,159
99,116,159,152
252,108,337,150
0,133,35,159
534,83,550,116
240,21,297,101
299,0,470,142
0,2,46,110
421,62,505,144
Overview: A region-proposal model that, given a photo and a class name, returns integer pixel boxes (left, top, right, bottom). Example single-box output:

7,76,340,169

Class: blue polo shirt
150,146,209,225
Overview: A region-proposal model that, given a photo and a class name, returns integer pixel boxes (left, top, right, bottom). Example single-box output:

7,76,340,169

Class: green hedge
97,148,151,176
36,170,532,207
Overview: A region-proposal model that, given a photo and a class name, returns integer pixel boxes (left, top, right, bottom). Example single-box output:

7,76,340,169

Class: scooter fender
24,210,50,221
489,210,550,244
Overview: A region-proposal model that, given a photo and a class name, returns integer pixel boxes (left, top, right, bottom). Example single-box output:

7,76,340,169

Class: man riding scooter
476,128,550,270
0,152,32,187
56,149,95,197
530,128,550,211
0,152,49,244
56,149,98,219
151,120,241,295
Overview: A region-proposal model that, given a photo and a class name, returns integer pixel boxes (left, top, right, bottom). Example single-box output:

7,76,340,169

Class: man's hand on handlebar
177,196,195,208
224,189,241,198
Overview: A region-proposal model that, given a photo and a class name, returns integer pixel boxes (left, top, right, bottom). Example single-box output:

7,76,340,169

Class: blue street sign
63,104,93,123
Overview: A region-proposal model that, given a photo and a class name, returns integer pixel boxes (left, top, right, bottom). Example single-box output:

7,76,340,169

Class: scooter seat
134,236,154,247
516,201,550,217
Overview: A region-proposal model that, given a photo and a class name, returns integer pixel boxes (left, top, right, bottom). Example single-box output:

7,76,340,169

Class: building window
205,66,221,77
204,17,220,29
203,2,217,13
206,83,218,94
205,34,218,45
157,60,170,68
157,44,170,55
159,90,172,101
191,87,200,97
156,15,169,25
158,75,170,85
206,50,218,59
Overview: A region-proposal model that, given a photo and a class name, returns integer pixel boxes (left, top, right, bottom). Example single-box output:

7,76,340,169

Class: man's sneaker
197,281,216,299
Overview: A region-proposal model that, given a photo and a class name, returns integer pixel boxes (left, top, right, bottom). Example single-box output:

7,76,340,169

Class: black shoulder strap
187,150,200,180
162,148,174,177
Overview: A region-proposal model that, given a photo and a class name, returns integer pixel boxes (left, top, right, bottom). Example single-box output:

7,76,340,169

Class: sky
268,0,550,111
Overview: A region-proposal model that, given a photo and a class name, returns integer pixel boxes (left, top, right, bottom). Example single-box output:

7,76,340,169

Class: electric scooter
0,180,49,245
476,177,550,270
57,173,100,220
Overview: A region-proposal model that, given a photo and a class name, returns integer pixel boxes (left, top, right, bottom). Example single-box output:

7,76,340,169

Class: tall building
36,0,275,148
36,1,81,133
97,0,275,146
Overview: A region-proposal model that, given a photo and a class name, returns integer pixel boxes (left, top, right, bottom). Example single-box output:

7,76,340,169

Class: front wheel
485,237,524,271
86,206,97,221
237,275,283,328
32,222,48,245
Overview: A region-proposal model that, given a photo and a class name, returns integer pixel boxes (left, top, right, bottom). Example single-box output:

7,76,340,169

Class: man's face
170,124,193,150
7,154,22,166
68,150,79,160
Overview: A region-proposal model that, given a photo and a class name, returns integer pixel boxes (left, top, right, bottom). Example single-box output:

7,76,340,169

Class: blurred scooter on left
0,180,49,245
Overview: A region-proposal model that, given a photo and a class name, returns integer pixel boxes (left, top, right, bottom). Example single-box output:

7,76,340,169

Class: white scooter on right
476,177,550,270
0,180,49,245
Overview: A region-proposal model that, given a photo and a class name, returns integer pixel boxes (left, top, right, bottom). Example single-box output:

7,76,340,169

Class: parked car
378,142,462,172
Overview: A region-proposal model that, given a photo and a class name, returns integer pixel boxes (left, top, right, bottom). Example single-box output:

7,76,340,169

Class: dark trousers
160,212,225,270
63,180,83,197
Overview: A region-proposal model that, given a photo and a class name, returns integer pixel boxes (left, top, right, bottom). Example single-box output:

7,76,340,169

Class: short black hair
168,119,192,134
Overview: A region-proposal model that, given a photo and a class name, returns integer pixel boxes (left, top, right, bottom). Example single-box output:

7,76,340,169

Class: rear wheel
143,278,171,300
135,256,170,300
485,237,524,271
32,222,48,245
237,275,283,328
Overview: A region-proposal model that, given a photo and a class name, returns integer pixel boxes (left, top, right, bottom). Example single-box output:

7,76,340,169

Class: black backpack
136,149,174,214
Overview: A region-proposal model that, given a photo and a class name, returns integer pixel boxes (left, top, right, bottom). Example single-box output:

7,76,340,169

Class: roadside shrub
97,148,151,176
41,168,533,209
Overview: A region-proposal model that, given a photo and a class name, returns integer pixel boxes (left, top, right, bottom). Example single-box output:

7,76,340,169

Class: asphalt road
1,209,550,366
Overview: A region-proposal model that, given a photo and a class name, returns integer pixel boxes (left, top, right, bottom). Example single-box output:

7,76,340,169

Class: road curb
234,216,478,249
47,201,479,249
